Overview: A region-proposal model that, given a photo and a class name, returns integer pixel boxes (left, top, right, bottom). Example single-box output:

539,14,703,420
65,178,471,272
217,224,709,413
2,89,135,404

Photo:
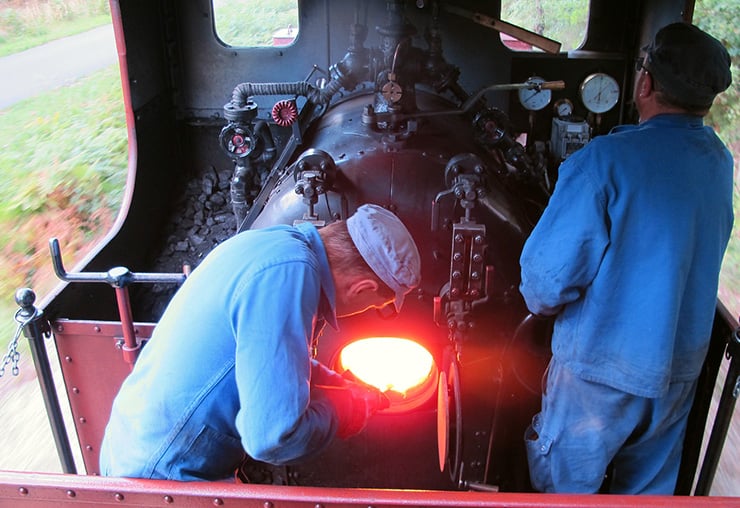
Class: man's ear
348,278,379,297
638,71,653,98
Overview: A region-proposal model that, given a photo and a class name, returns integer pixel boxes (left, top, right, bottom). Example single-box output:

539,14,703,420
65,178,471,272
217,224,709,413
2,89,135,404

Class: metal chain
0,310,34,377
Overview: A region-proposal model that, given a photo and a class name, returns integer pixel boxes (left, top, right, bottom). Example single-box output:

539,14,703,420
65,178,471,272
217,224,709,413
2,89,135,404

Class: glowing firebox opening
337,337,437,413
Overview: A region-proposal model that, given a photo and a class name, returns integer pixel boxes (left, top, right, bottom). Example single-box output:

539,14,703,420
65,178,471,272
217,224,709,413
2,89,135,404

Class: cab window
213,0,299,47
500,0,588,51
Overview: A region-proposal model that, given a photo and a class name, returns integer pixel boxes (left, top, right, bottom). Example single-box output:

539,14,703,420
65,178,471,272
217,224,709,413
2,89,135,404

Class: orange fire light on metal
339,337,434,394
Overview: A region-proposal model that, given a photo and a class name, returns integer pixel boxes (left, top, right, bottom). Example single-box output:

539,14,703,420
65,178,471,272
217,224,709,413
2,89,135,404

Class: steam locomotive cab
228,5,550,483
10,0,735,501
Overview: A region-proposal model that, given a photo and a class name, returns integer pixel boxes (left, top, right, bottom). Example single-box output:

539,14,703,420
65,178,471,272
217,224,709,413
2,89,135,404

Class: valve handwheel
271,100,299,126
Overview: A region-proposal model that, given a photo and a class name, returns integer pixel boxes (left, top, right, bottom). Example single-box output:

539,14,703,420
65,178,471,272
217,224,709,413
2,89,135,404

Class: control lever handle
50,238,187,285
49,237,188,369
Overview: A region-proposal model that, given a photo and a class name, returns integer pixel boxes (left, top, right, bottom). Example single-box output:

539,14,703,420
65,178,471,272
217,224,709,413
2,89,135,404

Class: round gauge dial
553,98,574,117
579,73,620,114
518,76,552,111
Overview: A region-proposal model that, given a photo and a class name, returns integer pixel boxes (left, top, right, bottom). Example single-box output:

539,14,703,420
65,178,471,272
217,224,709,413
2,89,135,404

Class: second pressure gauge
579,72,620,114
553,98,574,117
518,76,552,111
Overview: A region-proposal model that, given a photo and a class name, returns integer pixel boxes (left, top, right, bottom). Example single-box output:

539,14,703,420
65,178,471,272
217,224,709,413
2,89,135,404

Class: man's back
99,224,336,480
520,113,733,397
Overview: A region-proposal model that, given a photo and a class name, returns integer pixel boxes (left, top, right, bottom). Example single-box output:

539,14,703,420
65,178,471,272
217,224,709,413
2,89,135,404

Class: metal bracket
432,155,494,346
292,149,337,224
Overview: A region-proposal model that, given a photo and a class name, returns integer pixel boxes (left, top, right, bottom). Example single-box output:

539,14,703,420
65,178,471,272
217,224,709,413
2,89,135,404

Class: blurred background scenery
0,0,736,495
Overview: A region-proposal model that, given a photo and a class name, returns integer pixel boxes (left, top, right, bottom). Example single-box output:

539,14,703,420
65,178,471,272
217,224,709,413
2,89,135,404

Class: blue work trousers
525,358,696,494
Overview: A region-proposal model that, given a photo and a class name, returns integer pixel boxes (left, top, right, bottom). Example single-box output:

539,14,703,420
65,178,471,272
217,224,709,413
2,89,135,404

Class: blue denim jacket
99,223,340,480
520,114,733,397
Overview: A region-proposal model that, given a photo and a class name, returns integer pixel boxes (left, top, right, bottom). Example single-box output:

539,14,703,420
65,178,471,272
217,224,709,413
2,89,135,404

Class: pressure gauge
579,73,620,114
553,98,574,118
518,76,552,111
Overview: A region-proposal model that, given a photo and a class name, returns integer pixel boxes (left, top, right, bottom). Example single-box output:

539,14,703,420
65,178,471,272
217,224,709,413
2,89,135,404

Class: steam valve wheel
473,109,510,147
218,125,256,159
272,100,299,126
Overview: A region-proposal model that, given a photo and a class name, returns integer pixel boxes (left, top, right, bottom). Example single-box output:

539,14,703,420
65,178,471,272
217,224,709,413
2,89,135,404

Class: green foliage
501,0,589,51
212,0,298,47
0,63,127,352
0,0,109,57
692,0,740,317
694,0,740,143
0,65,127,221
0,8,24,37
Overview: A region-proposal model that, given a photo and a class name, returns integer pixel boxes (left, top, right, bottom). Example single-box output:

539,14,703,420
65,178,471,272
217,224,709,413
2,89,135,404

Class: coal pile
154,165,237,271
132,165,238,320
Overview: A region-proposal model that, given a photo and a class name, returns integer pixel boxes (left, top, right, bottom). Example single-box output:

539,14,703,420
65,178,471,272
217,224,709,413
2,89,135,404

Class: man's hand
316,381,390,439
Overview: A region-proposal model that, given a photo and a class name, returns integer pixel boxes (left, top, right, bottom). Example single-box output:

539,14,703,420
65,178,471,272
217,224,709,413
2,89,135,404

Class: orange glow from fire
338,337,434,394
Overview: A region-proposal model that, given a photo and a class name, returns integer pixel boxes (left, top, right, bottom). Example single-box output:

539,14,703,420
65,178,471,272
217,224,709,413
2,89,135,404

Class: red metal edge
51,319,156,474
1,471,738,508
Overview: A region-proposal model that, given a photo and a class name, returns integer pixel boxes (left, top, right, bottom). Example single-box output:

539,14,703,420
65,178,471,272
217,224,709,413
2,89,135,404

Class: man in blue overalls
99,204,421,481
520,23,733,494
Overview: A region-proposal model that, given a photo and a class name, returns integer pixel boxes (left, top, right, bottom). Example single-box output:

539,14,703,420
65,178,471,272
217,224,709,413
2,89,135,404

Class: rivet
56,324,64,332
72,387,80,394
213,499,224,506
65,356,72,363
164,495,174,503
94,326,101,332
79,417,87,424
18,487,28,495
66,490,76,498
115,492,124,501
86,445,93,451
264,502,274,508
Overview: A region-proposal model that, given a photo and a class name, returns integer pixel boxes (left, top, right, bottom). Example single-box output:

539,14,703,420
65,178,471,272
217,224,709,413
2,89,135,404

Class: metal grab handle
49,238,187,285
49,238,188,369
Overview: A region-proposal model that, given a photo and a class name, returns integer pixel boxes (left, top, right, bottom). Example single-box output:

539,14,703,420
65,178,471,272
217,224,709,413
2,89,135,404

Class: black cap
643,22,731,109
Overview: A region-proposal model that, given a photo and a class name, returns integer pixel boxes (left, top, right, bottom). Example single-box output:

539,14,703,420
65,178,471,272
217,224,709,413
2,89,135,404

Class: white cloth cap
346,204,421,312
